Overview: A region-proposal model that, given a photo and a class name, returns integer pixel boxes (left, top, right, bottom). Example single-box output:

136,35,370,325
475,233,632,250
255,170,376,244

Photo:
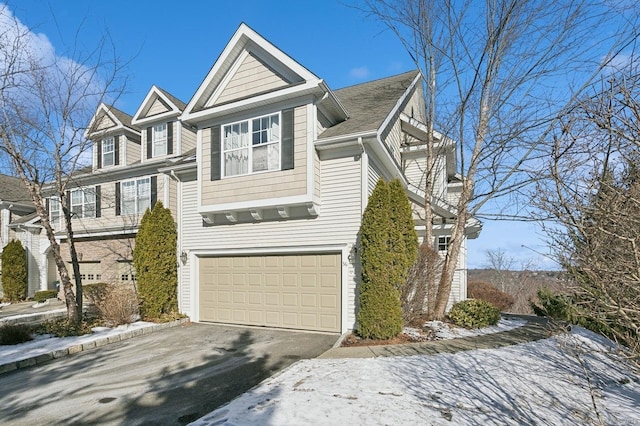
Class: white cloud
348,66,371,80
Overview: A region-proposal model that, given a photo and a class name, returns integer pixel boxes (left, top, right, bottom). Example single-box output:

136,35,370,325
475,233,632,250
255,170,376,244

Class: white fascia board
317,80,349,121
315,131,378,150
198,194,315,215
183,81,322,123
376,72,421,142
132,110,182,126
365,136,409,186
132,86,183,125
85,103,121,138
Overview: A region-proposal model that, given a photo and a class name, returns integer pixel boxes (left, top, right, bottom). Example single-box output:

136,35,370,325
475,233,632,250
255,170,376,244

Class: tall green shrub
1,240,28,301
357,179,403,339
133,201,178,319
388,179,419,290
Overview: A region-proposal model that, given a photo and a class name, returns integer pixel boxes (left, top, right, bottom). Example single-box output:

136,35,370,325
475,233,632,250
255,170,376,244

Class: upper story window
102,136,115,167
49,197,61,226
153,123,167,157
223,112,280,177
437,236,450,252
71,188,96,218
121,177,150,215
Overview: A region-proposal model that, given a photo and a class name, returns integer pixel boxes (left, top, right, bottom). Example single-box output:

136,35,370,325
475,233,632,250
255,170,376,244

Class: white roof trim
84,103,123,138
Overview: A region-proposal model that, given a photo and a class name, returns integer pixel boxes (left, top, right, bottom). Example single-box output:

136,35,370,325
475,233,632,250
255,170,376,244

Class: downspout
358,137,367,215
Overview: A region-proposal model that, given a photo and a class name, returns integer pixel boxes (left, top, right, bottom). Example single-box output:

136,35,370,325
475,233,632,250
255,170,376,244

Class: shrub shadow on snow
388,326,640,425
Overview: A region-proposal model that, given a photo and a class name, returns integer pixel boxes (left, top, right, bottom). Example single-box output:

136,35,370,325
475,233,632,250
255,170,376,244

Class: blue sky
8,0,555,270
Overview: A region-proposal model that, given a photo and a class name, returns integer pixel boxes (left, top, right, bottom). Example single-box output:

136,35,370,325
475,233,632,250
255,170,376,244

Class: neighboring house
0,173,41,298
36,23,480,333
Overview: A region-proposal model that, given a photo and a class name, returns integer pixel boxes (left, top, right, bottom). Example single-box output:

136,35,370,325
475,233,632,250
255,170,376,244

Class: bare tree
537,57,640,364
363,0,640,319
0,7,126,322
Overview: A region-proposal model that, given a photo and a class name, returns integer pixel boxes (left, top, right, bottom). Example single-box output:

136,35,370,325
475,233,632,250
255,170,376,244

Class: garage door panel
199,253,341,332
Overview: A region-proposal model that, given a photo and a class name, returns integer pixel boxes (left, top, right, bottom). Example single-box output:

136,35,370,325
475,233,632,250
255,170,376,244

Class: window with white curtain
222,112,280,177
121,177,150,214
102,136,115,166
153,123,167,157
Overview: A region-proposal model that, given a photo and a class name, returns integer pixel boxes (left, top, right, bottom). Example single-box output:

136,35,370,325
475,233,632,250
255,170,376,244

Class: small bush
83,282,109,306
36,318,93,337
34,290,58,303
468,281,515,312
94,284,139,326
448,299,501,329
530,287,574,321
0,324,33,345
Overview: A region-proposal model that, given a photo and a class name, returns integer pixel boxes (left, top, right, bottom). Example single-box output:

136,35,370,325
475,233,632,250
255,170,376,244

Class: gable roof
0,174,31,203
132,86,187,125
319,70,420,139
183,23,347,123
85,103,138,138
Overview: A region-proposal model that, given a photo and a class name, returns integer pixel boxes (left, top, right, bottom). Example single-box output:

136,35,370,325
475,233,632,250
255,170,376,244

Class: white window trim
152,123,167,158
121,177,151,215
221,111,281,178
102,136,115,167
49,197,62,227
70,188,96,219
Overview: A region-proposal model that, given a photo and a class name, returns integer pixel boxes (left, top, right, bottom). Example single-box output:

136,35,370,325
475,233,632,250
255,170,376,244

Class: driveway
0,322,337,425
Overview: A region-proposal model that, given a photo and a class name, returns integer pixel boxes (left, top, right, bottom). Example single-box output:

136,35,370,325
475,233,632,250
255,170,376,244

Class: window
102,136,115,167
70,188,96,218
49,197,61,226
437,236,451,252
153,123,167,157
119,261,136,282
121,177,151,215
223,113,280,177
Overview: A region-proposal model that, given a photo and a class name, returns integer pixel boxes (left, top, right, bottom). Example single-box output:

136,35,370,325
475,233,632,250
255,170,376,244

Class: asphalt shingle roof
108,105,137,131
0,174,31,203
156,87,187,111
319,70,419,139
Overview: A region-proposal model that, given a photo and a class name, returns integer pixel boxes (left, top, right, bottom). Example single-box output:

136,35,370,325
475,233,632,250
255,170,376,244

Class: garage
198,253,341,332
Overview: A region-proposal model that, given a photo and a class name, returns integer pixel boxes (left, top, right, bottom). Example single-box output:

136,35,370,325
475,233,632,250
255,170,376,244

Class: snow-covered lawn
192,327,640,425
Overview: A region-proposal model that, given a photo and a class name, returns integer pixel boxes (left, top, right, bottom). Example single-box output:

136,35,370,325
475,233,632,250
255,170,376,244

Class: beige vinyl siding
181,154,363,328
125,136,141,165
168,177,178,216
314,149,321,199
181,123,197,153
147,97,170,117
95,113,116,131
200,106,308,205
215,53,290,105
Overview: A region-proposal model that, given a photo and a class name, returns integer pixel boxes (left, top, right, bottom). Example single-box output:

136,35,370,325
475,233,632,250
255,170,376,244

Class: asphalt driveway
0,322,337,425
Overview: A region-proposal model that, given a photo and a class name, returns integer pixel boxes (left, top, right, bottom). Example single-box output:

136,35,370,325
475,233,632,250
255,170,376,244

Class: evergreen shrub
357,179,403,339
448,299,501,329
1,240,28,301
133,201,178,319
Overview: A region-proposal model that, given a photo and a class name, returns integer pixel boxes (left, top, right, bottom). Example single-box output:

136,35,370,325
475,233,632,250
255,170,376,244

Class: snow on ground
192,327,640,426
0,321,157,365
404,316,526,341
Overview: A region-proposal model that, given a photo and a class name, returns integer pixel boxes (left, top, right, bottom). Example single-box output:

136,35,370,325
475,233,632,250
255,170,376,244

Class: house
37,23,480,333
0,173,41,298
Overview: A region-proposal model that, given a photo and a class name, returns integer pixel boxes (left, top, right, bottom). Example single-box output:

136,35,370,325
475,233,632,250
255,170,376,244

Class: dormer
132,86,193,161
85,103,141,171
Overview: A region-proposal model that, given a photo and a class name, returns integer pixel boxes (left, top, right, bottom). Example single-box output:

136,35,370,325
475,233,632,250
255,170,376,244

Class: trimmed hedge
468,281,515,312
34,290,58,303
1,240,28,301
133,201,178,319
448,299,501,329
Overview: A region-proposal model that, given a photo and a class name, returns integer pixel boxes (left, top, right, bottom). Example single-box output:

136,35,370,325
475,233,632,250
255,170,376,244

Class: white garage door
199,253,341,332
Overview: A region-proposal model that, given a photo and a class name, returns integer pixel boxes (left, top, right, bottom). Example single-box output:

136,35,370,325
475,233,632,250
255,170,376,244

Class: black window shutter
65,190,71,216
115,182,121,216
150,176,158,208
167,122,173,155
45,198,49,214
281,108,294,170
210,126,221,181
96,140,102,169
146,127,152,159
114,136,120,166
95,185,101,218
